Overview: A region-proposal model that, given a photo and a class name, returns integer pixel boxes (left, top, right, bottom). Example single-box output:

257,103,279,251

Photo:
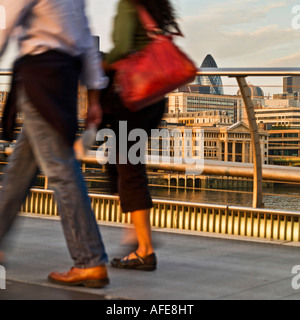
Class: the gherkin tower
196,54,224,95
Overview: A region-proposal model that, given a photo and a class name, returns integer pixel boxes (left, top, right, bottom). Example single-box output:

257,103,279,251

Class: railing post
44,176,48,190
236,77,263,208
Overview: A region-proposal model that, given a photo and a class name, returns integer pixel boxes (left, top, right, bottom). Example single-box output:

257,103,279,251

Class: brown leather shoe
48,265,109,288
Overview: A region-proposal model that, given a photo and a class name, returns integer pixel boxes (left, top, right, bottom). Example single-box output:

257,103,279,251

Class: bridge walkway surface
1,214,300,301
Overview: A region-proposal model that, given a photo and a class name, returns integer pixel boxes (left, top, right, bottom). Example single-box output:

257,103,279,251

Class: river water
90,173,300,212
150,185,300,212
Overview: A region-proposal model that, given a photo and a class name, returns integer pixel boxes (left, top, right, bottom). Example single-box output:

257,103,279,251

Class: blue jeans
0,89,108,268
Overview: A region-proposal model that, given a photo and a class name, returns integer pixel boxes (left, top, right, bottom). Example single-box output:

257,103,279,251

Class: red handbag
112,4,197,112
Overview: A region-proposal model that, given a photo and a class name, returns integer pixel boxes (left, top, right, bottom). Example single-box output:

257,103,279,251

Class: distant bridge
81,151,300,184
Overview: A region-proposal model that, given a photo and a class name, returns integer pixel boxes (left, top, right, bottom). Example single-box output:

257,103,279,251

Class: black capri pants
101,82,165,213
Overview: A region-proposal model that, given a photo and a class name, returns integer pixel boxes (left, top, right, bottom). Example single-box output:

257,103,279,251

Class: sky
86,0,300,68
86,0,300,95
1,0,300,94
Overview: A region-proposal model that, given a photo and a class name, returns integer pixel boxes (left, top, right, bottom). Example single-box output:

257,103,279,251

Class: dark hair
133,0,182,35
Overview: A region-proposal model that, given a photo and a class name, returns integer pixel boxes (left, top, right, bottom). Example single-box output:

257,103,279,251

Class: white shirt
0,0,107,90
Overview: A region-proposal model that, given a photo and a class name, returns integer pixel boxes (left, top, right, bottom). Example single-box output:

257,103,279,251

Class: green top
104,0,150,65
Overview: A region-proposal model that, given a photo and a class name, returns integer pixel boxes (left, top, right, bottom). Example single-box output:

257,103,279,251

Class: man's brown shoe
48,265,109,288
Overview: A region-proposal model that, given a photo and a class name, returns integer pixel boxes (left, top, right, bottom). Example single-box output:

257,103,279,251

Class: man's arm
0,0,36,57
86,89,102,128
79,3,108,128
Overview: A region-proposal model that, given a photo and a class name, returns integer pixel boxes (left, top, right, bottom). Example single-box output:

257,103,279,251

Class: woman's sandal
111,251,157,271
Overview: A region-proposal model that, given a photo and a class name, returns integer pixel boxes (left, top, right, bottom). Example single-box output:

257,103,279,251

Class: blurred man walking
0,0,109,288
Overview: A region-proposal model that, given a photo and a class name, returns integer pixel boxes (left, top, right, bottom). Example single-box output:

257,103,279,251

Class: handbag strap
135,4,159,33
135,4,183,37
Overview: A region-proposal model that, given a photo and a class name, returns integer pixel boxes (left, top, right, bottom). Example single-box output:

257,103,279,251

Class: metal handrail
28,187,300,216
2,67,300,76
197,67,300,77
22,188,300,241
0,69,11,76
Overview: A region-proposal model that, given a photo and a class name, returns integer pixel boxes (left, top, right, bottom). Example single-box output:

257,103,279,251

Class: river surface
150,185,300,212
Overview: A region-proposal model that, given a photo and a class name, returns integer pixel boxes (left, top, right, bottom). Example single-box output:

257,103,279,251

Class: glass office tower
196,54,224,95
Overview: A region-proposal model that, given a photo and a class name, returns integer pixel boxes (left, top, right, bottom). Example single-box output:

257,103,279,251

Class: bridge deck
1,214,300,300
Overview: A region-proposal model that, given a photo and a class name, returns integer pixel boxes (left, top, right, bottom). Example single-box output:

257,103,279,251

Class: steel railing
21,188,300,242
196,67,300,77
